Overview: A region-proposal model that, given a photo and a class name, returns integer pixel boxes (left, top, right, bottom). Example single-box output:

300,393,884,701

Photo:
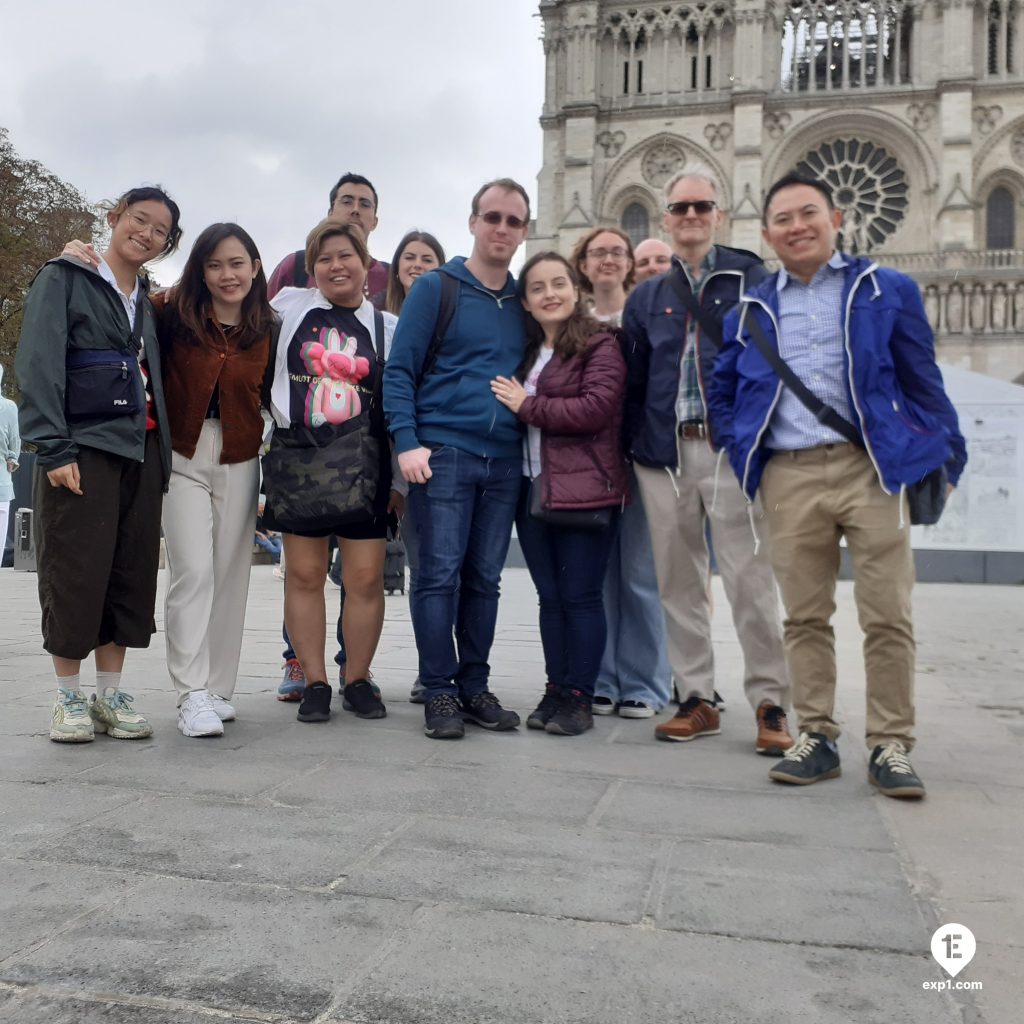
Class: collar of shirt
777,250,847,294
672,246,717,289
96,258,141,321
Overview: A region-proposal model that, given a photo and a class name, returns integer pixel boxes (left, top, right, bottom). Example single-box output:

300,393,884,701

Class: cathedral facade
531,0,1024,381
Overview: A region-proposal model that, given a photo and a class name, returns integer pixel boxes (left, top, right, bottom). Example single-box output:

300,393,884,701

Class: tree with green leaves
0,127,97,399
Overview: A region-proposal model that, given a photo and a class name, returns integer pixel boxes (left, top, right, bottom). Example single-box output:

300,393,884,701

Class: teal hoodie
383,257,525,460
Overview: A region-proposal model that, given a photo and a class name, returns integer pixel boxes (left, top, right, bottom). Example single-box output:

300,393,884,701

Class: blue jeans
515,477,617,697
407,446,519,699
596,469,672,708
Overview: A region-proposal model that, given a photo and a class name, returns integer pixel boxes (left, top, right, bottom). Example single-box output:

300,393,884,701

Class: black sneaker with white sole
527,684,563,730
592,696,617,716
342,679,387,719
869,742,925,798
297,682,332,723
461,691,520,731
423,694,465,739
545,689,593,736
768,731,840,785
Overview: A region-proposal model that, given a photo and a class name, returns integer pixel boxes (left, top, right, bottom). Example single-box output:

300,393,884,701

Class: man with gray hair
622,168,793,753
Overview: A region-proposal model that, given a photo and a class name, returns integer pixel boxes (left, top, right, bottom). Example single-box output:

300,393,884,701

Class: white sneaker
177,691,225,737
50,688,95,743
210,694,236,722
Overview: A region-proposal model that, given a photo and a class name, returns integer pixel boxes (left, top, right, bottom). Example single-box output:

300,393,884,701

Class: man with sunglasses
384,178,530,739
623,169,793,755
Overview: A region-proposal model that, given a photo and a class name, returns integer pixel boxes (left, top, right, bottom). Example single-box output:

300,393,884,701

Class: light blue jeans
595,471,672,709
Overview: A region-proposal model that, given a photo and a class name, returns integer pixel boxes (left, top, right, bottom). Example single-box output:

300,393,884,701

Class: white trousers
0,501,10,561
162,421,259,704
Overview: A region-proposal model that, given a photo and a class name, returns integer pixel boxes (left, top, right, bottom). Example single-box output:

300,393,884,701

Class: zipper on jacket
738,299,785,502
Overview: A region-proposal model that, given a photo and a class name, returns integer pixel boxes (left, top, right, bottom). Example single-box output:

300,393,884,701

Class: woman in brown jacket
491,252,627,736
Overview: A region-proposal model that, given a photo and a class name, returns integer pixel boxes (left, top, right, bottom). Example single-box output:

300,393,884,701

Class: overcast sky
0,0,546,285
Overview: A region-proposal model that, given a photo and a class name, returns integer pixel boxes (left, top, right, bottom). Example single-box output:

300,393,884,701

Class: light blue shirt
767,252,855,451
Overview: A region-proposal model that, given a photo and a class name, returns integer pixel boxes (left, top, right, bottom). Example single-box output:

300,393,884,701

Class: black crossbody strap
665,266,722,352
742,304,863,448
372,309,386,367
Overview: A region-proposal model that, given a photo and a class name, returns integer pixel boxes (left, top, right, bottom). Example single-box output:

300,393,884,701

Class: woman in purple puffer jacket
491,252,627,737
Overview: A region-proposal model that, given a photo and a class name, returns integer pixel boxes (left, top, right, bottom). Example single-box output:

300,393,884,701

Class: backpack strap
260,318,282,410
372,309,386,367
416,270,459,386
292,249,310,289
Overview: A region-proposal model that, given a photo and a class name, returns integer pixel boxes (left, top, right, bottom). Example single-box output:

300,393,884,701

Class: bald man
633,238,673,282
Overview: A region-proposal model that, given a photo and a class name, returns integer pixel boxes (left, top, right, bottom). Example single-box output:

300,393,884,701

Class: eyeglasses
334,194,376,211
478,211,528,229
123,211,169,244
666,200,717,216
586,247,629,261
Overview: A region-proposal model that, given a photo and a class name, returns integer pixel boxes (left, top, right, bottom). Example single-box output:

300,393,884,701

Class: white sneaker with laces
210,694,236,722
178,691,225,737
50,688,95,743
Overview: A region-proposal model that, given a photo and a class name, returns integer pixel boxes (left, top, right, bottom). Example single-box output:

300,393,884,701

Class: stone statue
946,285,964,333
969,284,987,332
923,286,940,331
991,285,1008,332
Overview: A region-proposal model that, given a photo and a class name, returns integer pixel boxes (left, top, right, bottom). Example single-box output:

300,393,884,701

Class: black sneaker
545,689,593,736
296,682,332,723
337,670,381,699
342,679,387,719
592,696,617,716
869,742,926,799
461,691,520,731
768,731,840,785
424,694,465,739
526,684,563,730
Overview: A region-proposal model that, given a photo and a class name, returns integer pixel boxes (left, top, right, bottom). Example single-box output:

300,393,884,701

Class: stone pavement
0,565,1020,1024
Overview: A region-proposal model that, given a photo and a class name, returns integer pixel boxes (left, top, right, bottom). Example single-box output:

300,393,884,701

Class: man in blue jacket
707,172,967,798
384,178,529,739
623,169,792,756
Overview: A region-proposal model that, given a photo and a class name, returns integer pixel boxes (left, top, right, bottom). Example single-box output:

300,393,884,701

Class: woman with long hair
263,220,402,725
17,185,182,743
377,230,446,315
491,252,627,736
571,226,673,720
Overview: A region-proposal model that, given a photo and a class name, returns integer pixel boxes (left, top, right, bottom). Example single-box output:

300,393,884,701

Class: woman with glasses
17,186,182,743
570,226,673,721
491,252,626,736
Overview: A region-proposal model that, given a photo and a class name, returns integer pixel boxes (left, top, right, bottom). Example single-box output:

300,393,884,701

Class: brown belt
678,420,706,440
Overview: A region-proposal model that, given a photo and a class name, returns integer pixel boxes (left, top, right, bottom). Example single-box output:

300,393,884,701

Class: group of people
15,163,965,800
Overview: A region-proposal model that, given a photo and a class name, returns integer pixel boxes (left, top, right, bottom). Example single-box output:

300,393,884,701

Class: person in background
570,226,672,720
633,238,673,282
17,185,181,743
492,252,626,736
0,366,20,559
377,230,445,314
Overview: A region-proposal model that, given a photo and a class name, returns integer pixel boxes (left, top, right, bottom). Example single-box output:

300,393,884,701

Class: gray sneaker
50,688,94,743
89,690,153,740
409,677,427,704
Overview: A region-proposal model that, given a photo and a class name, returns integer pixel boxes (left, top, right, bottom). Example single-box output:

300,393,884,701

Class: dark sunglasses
479,211,528,229
666,200,717,216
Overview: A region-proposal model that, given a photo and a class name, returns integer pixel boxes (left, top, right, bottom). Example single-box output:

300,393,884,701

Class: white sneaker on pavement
210,694,236,722
178,691,225,738
50,688,95,743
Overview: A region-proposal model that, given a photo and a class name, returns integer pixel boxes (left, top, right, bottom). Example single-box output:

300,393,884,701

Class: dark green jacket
15,257,171,488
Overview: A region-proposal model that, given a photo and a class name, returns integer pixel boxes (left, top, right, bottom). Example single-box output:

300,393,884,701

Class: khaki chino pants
758,443,916,750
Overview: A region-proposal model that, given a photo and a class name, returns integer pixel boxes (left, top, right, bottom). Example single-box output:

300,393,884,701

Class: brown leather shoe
755,702,794,756
655,697,720,742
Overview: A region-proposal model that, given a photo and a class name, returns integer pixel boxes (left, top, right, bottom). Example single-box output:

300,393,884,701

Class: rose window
795,139,908,253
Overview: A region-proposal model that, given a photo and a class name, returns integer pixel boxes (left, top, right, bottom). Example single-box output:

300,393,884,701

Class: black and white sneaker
297,682,332,723
592,696,617,716
461,691,520,731
617,700,655,719
768,731,840,785
545,689,593,736
424,694,465,739
342,679,387,719
869,742,925,799
527,684,563,730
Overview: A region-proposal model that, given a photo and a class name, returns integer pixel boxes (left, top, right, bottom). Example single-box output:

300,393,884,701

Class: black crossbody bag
742,306,948,526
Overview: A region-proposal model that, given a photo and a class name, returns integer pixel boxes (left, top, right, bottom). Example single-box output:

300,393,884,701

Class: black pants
34,435,163,659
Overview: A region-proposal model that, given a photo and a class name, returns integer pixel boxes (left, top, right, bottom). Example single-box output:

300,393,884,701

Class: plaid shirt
674,249,716,423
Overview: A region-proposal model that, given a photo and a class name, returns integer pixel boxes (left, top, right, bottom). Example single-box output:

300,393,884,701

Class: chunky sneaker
527,684,563,730
424,693,465,739
342,679,387,719
545,689,593,736
50,688,94,743
869,741,926,799
177,691,225,738
277,658,306,701
755,702,794,756
297,682,332,723
618,700,655,719
90,691,153,740
655,696,721,742
592,696,617,716
768,731,841,785
409,677,427,704
210,695,236,722
461,691,520,731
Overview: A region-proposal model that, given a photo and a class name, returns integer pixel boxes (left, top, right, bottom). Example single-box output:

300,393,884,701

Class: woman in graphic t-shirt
263,220,402,725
